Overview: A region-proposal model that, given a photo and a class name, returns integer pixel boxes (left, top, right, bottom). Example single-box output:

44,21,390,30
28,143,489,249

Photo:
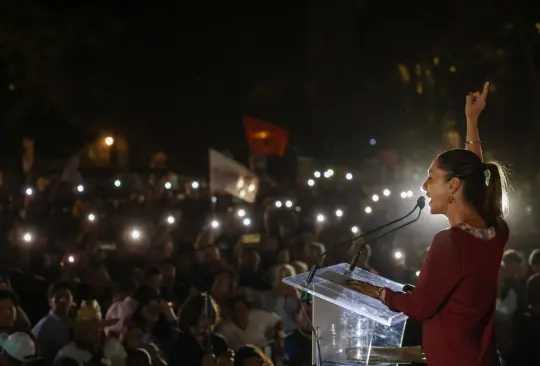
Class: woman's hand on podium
345,279,384,301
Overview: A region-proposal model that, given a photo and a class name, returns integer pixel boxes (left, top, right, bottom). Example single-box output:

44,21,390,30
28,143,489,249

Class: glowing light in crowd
383,189,391,197
248,184,255,192
285,200,293,208
335,209,343,218
314,171,321,178
345,173,353,180
372,194,379,202
87,213,96,222
316,214,325,223
68,255,75,264
275,201,283,208
211,196,217,203
211,220,220,229
351,226,359,234
324,169,334,178
164,182,172,189
25,188,33,196
237,209,246,218
76,185,84,193
393,250,403,260
243,218,251,226
295,206,301,212
307,179,315,186
104,136,114,146
370,138,377,146
23,232,32,243
365,206,372,214
416,270,420,277
114,180,121,187
130,229,142,240
166,215,175,224
400,192,407,199
406,190,413,198
191,181,200,189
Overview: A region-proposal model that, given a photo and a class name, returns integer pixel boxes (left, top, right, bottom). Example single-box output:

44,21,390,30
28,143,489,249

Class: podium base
338,346,426,365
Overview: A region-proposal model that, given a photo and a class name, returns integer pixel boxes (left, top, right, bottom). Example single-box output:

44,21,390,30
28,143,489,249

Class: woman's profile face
422,159,451,215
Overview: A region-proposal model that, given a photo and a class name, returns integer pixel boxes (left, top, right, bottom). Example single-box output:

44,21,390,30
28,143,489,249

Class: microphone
303,196,425,287
347,196,426,273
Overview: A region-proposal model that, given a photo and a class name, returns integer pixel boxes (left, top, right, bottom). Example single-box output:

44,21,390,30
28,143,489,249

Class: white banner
209,149,259,203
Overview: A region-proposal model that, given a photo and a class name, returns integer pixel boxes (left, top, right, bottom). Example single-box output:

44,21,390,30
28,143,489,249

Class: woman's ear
448,177,461,195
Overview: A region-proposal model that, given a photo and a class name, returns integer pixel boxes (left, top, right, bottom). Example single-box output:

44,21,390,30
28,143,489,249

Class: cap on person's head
0,332,37,362
0,290,18,307
47,281,72,299
76,300,118,328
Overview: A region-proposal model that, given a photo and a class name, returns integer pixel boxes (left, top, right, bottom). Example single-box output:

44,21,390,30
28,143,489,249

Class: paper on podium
283,263,410,365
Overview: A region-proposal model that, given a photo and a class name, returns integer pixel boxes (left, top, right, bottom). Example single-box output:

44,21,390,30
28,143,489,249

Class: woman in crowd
348,82,510,366
174,294,231,366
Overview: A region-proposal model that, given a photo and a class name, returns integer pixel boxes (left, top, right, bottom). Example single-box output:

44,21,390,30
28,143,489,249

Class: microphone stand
203,292,213,355
303,197,425,287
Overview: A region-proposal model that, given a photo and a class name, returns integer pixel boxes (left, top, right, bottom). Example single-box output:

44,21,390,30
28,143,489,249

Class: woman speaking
349,82,509,366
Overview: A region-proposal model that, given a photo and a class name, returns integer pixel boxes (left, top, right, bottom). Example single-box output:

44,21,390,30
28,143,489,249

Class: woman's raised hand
465,82,489,123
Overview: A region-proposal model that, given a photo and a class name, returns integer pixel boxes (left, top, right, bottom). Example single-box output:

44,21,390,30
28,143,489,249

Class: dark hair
48,281,73,299
437,149,508,226
177,294,220,333
502,250,524,265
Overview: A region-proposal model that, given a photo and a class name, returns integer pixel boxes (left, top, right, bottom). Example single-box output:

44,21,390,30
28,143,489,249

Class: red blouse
385,224,508,366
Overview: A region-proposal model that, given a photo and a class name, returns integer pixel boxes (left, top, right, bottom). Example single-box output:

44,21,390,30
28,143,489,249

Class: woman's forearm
466,118,483,162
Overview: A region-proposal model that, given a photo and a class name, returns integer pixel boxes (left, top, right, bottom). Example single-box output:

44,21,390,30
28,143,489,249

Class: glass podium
283,263,415,365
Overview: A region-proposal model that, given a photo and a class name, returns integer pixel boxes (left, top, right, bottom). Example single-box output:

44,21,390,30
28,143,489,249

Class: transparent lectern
283,263,409,366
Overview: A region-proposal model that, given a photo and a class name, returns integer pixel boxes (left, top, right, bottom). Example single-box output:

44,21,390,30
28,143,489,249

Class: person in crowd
0,275,32,333
0,332,40,366
500,250,527,309
142,268,162,295
526,248,540,310
54,300,122,366
105,280,138,339
285,302,312,366
217,295,281,352
210,272,237,320
345,82,510,366
234,345,273,366
157,260,178,306
0,291,18,337
174,294,231,366
289,261,307,276
306,243,325,268
192,232,232,292
236,247,271,292
32,281,74,365
260,265,298,333
129,292,177,362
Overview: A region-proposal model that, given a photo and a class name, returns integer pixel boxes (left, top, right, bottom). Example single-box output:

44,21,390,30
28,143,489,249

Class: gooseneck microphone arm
347,196,426,273
303,196,426,287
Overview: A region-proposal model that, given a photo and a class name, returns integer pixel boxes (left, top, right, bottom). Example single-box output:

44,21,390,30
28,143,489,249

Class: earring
448,194,455,204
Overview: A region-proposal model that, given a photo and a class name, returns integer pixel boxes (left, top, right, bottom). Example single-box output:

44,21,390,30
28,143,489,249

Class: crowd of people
0,85,539,366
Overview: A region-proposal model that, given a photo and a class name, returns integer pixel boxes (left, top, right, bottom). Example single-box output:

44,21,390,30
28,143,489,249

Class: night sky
1,0,539,176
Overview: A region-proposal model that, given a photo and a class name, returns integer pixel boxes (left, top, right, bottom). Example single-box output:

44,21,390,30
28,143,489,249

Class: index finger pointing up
481,81,489,100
